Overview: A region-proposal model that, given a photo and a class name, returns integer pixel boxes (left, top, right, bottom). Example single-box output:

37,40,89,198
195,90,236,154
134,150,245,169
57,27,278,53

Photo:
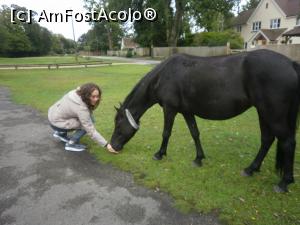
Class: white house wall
284,17,300,44
238,0,300,47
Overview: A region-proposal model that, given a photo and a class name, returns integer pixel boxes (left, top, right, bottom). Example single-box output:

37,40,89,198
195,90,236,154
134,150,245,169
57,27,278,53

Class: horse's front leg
183,113,205,167
153,106,177,160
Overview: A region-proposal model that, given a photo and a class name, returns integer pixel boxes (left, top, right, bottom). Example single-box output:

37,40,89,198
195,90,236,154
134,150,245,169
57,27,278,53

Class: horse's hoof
273,185,288,193
192,159,202,167
153,153,163,161
241,170,252,177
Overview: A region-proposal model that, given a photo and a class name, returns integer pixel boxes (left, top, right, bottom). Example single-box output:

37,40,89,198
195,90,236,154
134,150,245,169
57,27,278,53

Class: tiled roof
282,26,300,36
274,0,300,17
233,8,255,25
260,28,288,40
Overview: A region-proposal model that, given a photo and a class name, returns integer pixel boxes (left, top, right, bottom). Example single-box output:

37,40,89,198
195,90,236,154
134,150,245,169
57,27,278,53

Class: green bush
126,49,133,58
193,30,244,49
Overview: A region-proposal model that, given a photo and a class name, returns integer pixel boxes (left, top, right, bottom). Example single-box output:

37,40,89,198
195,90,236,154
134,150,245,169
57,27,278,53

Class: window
266,3,269,9
270,18,281,29
252,21,261,31
237,25,242,32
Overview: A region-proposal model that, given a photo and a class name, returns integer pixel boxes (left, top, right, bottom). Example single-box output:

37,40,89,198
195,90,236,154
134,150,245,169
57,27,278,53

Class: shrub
193,30,244,49
126,49,133,58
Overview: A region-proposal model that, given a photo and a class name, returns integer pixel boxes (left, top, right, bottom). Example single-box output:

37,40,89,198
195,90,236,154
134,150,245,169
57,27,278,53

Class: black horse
111,49,300,192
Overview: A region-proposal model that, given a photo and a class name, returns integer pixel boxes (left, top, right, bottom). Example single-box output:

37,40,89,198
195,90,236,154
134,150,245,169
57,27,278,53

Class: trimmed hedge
193,30,244,49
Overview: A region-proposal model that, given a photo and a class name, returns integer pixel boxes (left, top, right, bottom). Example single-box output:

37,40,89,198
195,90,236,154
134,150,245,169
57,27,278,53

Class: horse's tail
292,61,300,131
275,61,300,174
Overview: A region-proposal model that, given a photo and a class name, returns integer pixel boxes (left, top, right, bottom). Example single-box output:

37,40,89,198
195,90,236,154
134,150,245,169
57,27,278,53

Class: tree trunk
168,0,184,47
106,24,113,50
164,0,172,45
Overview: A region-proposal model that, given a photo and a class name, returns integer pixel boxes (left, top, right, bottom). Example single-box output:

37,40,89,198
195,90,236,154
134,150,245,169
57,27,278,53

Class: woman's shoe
65,143,86,152
53,131,70,143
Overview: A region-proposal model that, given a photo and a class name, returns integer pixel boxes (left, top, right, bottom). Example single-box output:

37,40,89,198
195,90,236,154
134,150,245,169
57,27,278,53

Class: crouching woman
48,83,117,153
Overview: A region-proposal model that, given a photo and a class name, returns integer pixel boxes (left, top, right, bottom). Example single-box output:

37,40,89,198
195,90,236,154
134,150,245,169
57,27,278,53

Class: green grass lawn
0,55,120,65
0,64,299,225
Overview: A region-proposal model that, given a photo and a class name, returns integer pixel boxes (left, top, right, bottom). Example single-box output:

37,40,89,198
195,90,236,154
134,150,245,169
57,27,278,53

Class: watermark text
11,8,157,24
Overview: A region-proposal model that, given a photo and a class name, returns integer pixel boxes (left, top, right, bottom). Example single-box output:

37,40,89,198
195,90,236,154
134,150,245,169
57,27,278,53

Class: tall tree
0,24,10,55
190,0,236,32
0,4,57,56
116,0,187,47
132,0,168,47
242,0,260,11
0,5,32,56
84,0,238,47
84,0,124,50
166,0,188,46
50,34,76,54
78,22,123,52
24,23,52,56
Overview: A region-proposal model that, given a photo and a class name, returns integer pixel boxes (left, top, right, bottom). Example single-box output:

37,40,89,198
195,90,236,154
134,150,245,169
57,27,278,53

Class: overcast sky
1,0,248,41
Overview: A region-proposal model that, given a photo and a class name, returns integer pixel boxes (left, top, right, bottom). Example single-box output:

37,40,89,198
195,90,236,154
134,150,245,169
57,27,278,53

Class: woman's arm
76,107,118,153
76,107,108,147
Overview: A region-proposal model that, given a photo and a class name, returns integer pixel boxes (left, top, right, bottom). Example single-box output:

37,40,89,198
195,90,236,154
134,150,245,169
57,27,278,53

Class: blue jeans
50,124,86,143
50,115,95,143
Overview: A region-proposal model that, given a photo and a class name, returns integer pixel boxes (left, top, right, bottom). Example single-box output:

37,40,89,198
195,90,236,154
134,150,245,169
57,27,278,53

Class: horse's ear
114,106,119,111
119,102,123,107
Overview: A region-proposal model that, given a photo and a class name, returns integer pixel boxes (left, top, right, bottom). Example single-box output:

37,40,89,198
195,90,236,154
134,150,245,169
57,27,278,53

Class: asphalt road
90,56,162,65
0,87,221,225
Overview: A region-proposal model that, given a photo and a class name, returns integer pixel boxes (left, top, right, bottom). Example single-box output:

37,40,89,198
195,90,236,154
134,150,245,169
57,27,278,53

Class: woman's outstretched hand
106,143,119,154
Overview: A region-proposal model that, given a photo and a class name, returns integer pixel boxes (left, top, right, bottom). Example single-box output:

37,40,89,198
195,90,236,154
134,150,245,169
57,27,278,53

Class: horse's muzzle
111,143,123,152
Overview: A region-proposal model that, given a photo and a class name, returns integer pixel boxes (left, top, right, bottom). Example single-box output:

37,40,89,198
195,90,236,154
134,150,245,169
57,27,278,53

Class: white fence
107,44,230,58
151,46,230,58
93,44,300,62
107,50,128,57
249,44,300,62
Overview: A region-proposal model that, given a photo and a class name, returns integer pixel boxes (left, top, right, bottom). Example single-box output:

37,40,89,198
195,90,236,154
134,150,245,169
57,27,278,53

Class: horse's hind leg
274,132,296,193
243,114,275,176
266,96,297,192
273,99,298,192
255,112,296,192
153,106,177,160
183,113,205,167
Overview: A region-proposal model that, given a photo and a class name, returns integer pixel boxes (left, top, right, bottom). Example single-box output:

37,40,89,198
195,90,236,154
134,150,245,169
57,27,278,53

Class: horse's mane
121,58,172,109
121,83,141,109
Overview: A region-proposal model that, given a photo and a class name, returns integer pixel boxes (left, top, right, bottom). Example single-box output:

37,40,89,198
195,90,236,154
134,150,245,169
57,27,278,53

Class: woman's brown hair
76,83,101,111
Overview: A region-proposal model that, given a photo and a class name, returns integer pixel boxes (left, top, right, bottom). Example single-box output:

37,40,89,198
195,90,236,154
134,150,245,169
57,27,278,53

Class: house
234,0,300,49
120,37,139,51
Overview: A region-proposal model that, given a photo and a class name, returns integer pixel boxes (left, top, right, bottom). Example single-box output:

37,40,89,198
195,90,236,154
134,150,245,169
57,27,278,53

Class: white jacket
48,89,108,147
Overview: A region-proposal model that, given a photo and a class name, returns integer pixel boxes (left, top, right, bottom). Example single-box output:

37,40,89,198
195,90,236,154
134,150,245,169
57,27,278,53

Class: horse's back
154,53,251,119
153,50,298,120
